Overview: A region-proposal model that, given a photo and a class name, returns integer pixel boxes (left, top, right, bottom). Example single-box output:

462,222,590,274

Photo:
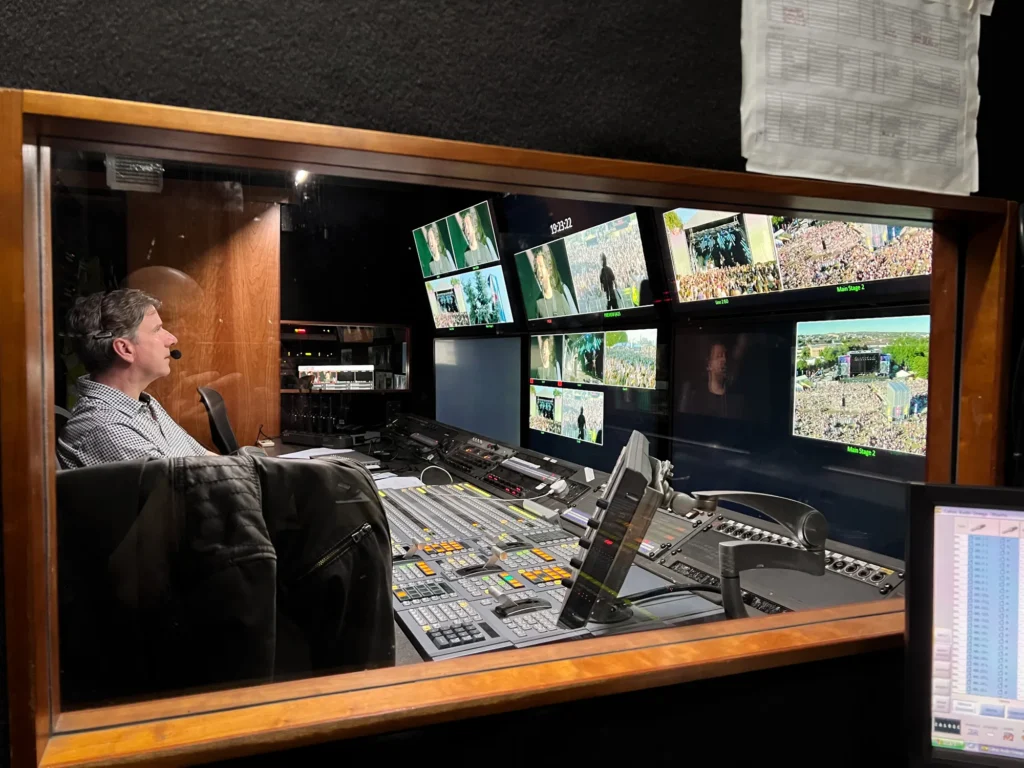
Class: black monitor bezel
907,483,1024,768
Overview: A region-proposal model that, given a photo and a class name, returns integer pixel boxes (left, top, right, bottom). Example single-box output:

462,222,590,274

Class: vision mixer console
378,415,907,661
561,506,905,614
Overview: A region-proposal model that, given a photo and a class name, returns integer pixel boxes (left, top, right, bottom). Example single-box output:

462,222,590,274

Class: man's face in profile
708,343,728,377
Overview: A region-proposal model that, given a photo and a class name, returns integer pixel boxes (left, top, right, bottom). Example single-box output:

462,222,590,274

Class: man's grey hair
67,289,162,374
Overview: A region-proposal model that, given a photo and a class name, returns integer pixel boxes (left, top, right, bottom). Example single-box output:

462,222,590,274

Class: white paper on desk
374,475,425,490
371,471,396,480
741,0,980,195
277,447,354,460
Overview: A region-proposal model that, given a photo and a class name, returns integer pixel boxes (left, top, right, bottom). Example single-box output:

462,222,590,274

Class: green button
933,738,965,750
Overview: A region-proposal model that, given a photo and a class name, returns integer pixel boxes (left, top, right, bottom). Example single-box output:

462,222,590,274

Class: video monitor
562,389,605,446
529,334,564,382
445,201,499,269
298,364,375,390
424,265,514,329
529,385,563,436
908,485,1024,762
604,329,658,389
515,213,651,321
413,217,459,278
793,315,929,457
563,333,604,385
527,384,605,445
663,208,932,306
529,329,658,391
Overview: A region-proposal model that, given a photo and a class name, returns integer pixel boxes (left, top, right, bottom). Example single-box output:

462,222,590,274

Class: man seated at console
58,289,214,468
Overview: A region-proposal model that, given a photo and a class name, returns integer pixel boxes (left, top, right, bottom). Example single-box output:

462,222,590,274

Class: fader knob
595,499,610,509
586,517,601,530
577,538,591,550
569,557,584,569
561,578,574,589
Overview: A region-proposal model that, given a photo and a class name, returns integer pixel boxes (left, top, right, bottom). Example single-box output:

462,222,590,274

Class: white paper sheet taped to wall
741,0,982,195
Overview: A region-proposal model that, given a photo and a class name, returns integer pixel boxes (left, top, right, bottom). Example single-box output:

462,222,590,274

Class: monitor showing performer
414,217,460,278
529,335,563,382
793,315,930,456
515,213,651,320
424,265,514,329
446,201,500,269
529,328,657,390
663,208,932,305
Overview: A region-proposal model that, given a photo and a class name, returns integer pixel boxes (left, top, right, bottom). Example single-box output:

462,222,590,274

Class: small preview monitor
793,315,929,457
413,216,460,278
529,329,657,391
527,384,604,445
298,364,375,390
515,212,651,321
445,201,500,270
663,208,932,306
424,265,514,329
909,484,1024,765
528,385,563,436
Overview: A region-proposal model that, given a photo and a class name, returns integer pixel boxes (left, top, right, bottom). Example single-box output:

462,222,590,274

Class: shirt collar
76,376,153,417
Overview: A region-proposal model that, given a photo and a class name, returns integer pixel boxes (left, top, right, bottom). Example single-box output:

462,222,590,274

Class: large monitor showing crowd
514,213,652,321
793,315,929,457
663,209,932,305
529,328,657,390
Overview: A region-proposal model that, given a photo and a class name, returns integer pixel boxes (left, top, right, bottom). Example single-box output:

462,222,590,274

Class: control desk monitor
558,430,657,629
909,484,1024,766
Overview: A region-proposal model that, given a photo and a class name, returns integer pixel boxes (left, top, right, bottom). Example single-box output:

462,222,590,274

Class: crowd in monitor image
565,215,650,314
793,317,930,457
664,210,933,305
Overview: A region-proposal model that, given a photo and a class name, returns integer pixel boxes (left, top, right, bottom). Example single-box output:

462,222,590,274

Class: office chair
55,405,72,436
198,387,241,455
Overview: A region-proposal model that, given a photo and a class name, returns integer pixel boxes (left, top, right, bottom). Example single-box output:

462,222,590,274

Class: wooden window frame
0,88,1016,767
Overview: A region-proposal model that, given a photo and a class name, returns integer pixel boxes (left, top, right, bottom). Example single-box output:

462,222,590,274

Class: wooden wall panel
926,222,960,483
1,90,52,768
125,180,280,450
957,202,1018,485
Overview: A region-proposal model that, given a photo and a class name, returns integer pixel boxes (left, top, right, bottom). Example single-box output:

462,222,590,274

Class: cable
419,465,454,484
618,585,723,606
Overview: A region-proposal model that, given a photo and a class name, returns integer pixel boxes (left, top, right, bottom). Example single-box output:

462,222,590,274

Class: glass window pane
51,146,923,711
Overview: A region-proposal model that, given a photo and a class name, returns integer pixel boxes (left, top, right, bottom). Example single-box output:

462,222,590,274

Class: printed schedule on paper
741,0,984,195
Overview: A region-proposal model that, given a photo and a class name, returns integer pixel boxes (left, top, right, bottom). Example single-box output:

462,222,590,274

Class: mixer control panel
380,414,907,659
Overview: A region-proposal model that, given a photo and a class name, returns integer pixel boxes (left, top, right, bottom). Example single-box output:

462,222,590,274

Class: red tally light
604,538,614,546
295,328,307,334
529,378,534,384
546,319,553,324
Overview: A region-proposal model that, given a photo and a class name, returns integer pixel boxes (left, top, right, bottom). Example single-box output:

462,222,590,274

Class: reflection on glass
47,143,928,718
